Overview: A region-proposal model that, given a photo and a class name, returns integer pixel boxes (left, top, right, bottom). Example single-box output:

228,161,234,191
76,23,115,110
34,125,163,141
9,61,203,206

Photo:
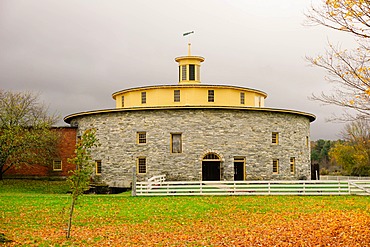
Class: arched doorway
202,153,221,181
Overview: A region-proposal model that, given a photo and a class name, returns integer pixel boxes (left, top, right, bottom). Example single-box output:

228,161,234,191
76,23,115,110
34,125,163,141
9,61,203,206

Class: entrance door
202,161,221,181
234,158,245,181
234,162,244,181
202,153,221,181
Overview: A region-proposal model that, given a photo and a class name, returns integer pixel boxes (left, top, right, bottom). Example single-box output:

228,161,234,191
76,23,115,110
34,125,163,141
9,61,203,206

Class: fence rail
134,179,370,196
320,175,370,181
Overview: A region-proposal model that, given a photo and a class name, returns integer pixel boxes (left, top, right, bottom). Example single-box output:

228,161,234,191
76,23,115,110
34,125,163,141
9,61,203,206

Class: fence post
132,166,137,196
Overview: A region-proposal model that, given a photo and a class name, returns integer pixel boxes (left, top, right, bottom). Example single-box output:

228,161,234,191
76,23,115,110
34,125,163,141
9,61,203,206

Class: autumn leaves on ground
1,180,370,246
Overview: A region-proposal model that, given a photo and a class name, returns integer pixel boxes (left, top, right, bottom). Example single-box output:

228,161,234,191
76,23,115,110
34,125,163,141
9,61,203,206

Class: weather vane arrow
183,31,194,55
183,31,194,36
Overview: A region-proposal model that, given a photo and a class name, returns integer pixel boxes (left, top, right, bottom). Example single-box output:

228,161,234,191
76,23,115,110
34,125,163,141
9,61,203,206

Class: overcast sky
0,0,358,140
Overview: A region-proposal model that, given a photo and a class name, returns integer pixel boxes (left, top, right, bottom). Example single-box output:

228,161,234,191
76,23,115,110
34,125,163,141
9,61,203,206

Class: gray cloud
0,0,357,140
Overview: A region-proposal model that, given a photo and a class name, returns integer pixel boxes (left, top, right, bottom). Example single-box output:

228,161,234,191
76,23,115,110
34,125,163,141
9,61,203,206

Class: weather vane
183,31,194,56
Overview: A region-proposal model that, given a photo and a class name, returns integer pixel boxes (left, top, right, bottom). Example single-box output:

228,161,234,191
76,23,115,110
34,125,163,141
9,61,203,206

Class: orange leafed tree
306,0,370,120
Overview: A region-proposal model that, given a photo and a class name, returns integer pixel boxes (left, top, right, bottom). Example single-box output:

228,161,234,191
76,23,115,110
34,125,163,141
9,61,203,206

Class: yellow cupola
175,43,205,84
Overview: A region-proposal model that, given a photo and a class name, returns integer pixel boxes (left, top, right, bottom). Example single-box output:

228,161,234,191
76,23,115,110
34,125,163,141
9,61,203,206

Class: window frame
137,132,147,144
290,157,295,175
272,132,279,144
174,90,180,102
208,90,215,102
181,65,187,81
272,159,279,174
189,64,195,80
96,160,102,175
141,92,146,104
52,160,62,171
137,157,147,174
170,133,182,153
240,92,245,105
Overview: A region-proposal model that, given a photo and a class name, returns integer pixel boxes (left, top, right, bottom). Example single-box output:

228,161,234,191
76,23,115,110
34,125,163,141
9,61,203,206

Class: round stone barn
64,46,315,188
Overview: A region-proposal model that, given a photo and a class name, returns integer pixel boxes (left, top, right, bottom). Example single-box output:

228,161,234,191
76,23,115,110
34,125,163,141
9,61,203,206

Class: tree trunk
66,195,77,238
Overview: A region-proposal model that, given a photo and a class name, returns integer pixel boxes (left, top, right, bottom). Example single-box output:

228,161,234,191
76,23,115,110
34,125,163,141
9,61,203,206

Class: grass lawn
1,179,370,246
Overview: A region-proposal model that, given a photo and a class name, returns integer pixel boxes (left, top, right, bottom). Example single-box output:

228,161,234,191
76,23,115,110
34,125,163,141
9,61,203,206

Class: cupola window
181,65,187,81
189,64,195,80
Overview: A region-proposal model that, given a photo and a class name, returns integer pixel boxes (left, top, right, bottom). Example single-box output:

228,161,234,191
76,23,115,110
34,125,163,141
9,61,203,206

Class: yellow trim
112,84,267,99
272,132,279,144
137,157,147,174
272,159,279,174
64,106,316,124
290,157,295,175
53,160,62,171
137,132,147,144
170,133,182,153
95,160,102,175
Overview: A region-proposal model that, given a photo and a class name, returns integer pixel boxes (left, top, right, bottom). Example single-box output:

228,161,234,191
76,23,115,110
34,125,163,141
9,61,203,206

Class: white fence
320,175,370,181
134,179,370,196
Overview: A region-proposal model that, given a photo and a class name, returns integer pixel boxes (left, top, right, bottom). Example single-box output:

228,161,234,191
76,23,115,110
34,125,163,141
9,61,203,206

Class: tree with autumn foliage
66,128,99,238
0,90,59,180
306,0,370,120
329,119,370,175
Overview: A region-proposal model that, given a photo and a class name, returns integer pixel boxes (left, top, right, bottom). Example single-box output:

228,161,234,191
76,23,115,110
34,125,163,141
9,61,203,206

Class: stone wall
70,108,311,188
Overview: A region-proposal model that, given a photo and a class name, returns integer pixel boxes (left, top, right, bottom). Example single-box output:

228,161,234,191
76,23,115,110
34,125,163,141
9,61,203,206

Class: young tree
306,0,370,120
0,90,59,180
66,128,98,239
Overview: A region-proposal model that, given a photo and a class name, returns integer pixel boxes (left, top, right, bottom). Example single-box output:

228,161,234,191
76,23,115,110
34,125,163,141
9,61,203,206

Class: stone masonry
70,108,311,188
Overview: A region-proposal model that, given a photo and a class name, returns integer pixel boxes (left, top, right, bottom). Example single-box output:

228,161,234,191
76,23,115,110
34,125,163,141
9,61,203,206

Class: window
189,64,195,80
272,159,279,174
96,160,102,175
137,157,146,174
290,157,295,174
208,90,214,102
171,133,182,153
306,136,309,147
121,96,124,107
272,132,279,144
240,92,245,104
181,65,187,80
53,160,62,171
141,92,146,104
137,132,146,144
174,90,180,102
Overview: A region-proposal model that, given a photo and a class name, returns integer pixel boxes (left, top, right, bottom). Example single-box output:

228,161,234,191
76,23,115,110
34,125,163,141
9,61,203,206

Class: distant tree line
312,120,370,176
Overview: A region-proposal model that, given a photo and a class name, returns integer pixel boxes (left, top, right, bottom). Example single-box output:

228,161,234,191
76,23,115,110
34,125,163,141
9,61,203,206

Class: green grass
0,179,70,194
1,179,370,246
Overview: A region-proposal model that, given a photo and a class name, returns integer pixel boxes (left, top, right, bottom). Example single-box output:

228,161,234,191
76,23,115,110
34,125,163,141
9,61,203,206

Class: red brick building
5,127,77,179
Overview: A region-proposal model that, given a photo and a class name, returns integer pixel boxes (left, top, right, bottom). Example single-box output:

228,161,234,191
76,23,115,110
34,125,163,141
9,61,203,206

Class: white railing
320,176,370,181
147,174,166,190
133,180,370,196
